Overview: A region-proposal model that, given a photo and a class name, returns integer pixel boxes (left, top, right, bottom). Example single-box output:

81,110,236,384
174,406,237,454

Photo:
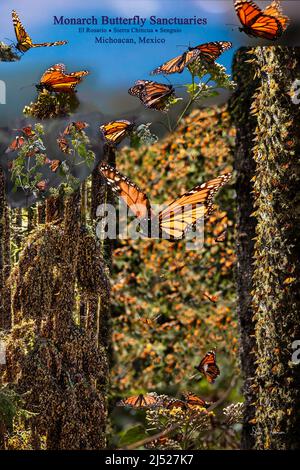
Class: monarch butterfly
63,121,89,135
117,393,160,409
5,136,25,153
99,163,231,240
234,0,289,40
12,10,67,52
36,180,48,191
44,157,62,173
128,80,175,112
151,41,232,75
182,392,210,408
194,350,220,383
166,399,189,411
215,229,227,242
100,120,135,145
57,135,71,154
37,64,89,93
5,126,36,153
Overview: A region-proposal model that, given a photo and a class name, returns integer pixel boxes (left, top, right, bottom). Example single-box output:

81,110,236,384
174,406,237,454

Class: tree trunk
233,46,300,449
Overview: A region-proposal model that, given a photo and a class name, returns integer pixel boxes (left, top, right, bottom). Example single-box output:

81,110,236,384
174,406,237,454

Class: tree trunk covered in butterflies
234,46,300,450
230,48,259,450
0,168,11,330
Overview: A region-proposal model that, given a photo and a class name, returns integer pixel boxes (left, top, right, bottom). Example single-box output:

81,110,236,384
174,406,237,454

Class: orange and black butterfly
182,392,210,409
215,229,227,242
63,121,88,135
128,80,175,112
36,179,48,191
194,350,220,383
151,41,232,75
100,120,134,145
117,393,160,409
12,10,67,53
165,399,189,411
37,64,89,93
44,157,62,173
99,163,231,240
57,135,71,155
234,0,289,40
5,126,36,154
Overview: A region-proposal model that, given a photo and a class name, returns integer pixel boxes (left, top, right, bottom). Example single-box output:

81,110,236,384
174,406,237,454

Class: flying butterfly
182,392,211,409
194,350,220,384
234,0,289,40
117,393,160,409
128,80,175,112
151,41,232,75
100,120,135,145
12,10,67,53
99,163,231,240
37,64,89,93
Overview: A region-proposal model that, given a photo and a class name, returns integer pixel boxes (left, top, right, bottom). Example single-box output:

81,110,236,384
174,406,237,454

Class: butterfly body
234,0,289,40
194,350,220,383
12,10,67,52
128,80,175,112
99,164,231,240
37,64,89,93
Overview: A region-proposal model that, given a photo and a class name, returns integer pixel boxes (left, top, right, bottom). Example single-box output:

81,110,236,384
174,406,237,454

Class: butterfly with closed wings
234,0,289,40
99,163,231,241
194,350,220,383
12,10,67,53
100,120,135,145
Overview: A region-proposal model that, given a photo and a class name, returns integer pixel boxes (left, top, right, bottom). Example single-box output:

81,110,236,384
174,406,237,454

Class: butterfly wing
156,173,231,240
194,41,232,63
99,163,152,219
128,80,175,112
195,350,220,383
151,50,198,75
31,40,67,48
215,229,227,242
39,64,89,92
234,0,286,39
100,120,134,145
5,136,25,153
117,393,158,408
12,10,33,52
182,392,208,408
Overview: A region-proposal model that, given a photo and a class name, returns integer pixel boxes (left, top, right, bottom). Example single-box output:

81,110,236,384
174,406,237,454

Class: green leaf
119,425,148,446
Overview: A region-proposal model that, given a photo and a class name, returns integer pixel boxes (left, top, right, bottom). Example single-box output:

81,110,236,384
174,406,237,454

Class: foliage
0,43,20,62
24,90,80,119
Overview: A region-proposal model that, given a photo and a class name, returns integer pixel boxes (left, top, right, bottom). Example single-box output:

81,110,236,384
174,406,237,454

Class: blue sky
0,0,299,123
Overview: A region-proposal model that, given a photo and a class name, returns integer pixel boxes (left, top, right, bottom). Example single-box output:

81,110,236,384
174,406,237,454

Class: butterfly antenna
19,83,35,91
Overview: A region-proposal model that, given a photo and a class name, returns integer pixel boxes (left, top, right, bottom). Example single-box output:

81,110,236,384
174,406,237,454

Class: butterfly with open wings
99,163,231,240
12,10,67,53
37,64,89,93
117,393,161,409
151,41,232,75
234,0,289,40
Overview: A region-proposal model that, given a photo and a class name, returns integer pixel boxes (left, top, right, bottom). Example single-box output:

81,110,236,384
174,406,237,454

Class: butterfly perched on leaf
63,121,89,135
37,64,89,93
151,41,232,75
5,126,36,154
182,392,211,409
99,163,231,240
194,350,220,383
44,157,62,173
100,120,135,145
128,80,175,112
234,0,289,40
117,393,160,409
12,10,67,53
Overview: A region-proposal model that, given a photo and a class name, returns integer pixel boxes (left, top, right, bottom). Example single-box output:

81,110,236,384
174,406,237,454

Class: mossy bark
251,46,300,450
233,46,300,449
